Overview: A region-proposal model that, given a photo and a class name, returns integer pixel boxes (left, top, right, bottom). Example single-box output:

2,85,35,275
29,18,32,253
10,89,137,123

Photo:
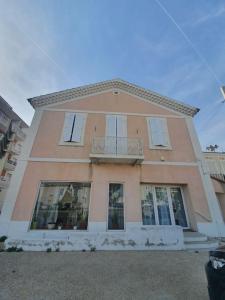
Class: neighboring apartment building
0,96,27,213
0,79,224,251
204,152,225,223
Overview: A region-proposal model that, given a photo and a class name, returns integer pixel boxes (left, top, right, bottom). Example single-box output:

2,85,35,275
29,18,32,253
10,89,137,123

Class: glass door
155,187,172,225
108,183,124,230
140,185,189,228
170,187,188,228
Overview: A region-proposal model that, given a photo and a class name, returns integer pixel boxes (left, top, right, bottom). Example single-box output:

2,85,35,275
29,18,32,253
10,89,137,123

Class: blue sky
0,0,224,150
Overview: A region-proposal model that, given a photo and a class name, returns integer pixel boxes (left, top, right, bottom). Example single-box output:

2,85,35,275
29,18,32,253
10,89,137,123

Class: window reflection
31,182,90,230
108,183,124,230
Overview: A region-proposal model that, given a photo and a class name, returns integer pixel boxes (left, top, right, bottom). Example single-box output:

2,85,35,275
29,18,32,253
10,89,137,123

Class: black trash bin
205,248,225,300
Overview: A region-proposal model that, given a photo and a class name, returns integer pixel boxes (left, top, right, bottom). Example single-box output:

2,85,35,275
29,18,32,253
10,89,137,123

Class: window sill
149,146,172,151
58,142,84,147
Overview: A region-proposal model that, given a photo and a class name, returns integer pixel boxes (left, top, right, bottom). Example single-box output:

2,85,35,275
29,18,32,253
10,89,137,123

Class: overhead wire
154,0,225,128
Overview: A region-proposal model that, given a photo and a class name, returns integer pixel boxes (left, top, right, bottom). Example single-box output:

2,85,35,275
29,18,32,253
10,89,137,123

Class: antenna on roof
220,86,225,103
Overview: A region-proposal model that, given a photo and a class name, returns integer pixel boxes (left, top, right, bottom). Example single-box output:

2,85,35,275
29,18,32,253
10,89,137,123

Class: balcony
0,111,10,133
7,143,21,155
4,159,17,171
11,123,26,141
90,137,144,164
206,159,225,182
0,176,10,189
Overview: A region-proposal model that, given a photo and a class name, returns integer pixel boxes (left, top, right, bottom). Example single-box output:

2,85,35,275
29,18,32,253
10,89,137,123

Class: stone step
184,240,218,250
183,232,207,243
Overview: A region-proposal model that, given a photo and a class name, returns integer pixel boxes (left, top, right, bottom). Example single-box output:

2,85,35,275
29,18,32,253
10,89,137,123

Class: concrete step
184,239,219,250
184,231,207,243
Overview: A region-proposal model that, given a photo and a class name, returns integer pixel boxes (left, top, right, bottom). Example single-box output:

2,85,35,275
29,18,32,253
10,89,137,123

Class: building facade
204,152,225,224
0,96,27,213
0,79,224,250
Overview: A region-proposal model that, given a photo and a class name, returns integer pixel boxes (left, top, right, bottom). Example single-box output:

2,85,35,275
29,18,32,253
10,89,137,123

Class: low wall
5,224,184,251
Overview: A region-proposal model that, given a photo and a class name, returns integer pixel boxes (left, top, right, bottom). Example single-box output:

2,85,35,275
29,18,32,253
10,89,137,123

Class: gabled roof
28,79,199,117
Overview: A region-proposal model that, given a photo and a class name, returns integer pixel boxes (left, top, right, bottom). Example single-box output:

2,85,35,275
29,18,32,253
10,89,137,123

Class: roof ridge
28,79,199,117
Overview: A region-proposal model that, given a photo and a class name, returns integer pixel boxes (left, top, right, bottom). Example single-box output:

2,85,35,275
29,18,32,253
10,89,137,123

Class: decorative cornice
28,79,199,117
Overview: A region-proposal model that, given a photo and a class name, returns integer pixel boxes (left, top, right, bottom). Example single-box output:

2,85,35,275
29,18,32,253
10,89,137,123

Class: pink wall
12,162,211,226
51,91,179,115
11,90,211,229
31,91,196,162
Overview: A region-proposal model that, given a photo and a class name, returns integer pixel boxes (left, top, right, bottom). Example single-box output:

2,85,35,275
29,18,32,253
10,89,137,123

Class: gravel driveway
0,251,209,300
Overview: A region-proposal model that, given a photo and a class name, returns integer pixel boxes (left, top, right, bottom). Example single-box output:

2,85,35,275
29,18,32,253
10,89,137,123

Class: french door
141,185,189,228
108,183,124,230
105,115,127,155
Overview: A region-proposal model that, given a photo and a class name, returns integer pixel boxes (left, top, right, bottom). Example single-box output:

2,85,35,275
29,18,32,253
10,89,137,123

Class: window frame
29,180,92,231
107,181,126,231
59,112,87,147
146,117,172,150
140,184,189,228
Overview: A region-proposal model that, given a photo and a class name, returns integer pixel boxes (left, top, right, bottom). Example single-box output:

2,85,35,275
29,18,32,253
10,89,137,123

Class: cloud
0,1,79,125
190,5,225,27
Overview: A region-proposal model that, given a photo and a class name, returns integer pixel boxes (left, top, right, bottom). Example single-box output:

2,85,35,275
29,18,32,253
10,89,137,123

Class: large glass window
108,183,124,230
31,182,91,230
140,185,188,227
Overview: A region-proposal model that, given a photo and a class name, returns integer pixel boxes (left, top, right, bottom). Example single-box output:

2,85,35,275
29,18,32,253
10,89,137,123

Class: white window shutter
105,115,117,154
106,115,117,137
116,115,127,137
71,113,85,143
149,118,169,147
63,113,75,142
116,115,127,154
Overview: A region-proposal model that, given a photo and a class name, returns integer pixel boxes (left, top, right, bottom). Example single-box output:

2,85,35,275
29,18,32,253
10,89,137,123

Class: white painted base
4,221,184,251
197,222,225,237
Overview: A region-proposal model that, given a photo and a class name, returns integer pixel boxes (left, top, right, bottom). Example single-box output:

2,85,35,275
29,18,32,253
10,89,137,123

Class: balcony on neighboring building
90,137,144,164
11,122,26,141
0,176,10,189
0,111,10,133
7,143,21,155
4,158,17,171
206,159,225,182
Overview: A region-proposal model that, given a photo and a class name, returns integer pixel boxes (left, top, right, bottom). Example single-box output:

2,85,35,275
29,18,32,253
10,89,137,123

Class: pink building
0,79,224,250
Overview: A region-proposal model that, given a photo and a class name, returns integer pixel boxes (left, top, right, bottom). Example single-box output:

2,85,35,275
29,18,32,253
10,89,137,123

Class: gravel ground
0,251,209,300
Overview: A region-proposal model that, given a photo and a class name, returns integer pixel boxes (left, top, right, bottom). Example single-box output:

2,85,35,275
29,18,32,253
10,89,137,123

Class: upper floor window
61,112,86,146
147,117,171,149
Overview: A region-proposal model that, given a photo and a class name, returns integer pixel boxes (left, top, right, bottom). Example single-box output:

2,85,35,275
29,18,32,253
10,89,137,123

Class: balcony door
105,115,127,155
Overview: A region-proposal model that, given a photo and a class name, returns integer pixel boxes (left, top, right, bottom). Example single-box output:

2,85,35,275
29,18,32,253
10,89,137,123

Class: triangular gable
50,90,180,116
28,79,199,117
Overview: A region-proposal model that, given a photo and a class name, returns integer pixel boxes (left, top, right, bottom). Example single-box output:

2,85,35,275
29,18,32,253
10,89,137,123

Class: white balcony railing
7,143,21,155
90,137,144,164
0,176,10,189
4,159,17,171
11,123,26,140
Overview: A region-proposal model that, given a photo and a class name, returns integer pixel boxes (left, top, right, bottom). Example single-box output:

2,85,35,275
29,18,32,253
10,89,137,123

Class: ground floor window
108,183,124,230
141,185,188,227
30,182,91,230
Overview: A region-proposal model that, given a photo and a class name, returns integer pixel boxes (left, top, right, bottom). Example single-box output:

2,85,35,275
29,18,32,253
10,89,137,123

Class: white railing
206,159,225,181
8,143,21,155
0,176,10,189
91,137,143,156
11,123,26,140
4,159,17,171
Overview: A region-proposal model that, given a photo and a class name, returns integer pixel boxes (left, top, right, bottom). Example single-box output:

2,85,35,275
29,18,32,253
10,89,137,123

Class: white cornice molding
28,79,199,117
27,157,197,166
